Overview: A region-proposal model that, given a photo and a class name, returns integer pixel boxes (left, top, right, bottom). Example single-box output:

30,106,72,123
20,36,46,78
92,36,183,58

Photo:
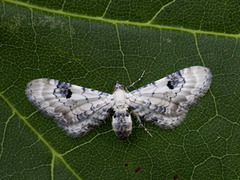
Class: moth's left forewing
129,66,212,128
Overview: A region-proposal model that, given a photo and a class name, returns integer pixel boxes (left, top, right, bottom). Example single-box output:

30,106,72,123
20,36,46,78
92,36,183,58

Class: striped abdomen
112,112,132,140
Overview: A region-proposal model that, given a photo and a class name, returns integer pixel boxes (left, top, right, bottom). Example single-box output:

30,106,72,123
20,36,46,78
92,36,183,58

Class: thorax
112,89,130,111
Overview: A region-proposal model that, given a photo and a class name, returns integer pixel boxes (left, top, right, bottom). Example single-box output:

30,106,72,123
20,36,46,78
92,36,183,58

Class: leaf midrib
3,0,240,39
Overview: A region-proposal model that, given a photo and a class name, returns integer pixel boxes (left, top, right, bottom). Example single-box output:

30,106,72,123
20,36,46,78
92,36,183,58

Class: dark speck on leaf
124,163,128,167
134,167,141,173
173,174,179,180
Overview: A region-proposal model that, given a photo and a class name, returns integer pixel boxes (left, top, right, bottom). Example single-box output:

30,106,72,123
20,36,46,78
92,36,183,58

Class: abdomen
112,112,132,140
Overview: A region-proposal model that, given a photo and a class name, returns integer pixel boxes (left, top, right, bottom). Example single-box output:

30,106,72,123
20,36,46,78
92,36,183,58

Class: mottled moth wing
129,66,212,128
26,79,112,136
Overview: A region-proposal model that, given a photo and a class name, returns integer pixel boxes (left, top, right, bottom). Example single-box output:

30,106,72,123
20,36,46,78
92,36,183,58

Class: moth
26,66,212,140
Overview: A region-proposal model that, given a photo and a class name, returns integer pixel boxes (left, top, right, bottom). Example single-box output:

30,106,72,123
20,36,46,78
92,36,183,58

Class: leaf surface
0,0,240,179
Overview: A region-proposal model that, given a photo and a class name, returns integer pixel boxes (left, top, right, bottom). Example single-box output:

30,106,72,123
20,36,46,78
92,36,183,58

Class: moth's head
113,82,125,92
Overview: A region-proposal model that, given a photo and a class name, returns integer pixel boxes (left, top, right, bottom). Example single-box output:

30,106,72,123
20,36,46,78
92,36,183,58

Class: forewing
26,79,113,136
129,66,212,128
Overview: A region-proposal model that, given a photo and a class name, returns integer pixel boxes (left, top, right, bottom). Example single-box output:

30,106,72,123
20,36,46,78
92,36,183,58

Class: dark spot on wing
166,70,185,90
66,89,72,99
59,88,73,99
167,81,174,89
54,80,73,99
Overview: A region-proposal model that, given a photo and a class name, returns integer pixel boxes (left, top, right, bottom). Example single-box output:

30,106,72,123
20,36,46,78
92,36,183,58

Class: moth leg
126,70,146,89
132,112,153,137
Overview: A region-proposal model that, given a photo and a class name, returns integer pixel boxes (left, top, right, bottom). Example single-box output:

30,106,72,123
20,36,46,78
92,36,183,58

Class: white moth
26,66,212,140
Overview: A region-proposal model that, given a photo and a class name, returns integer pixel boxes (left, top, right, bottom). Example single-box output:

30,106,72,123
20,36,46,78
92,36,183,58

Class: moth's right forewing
26,79,113,136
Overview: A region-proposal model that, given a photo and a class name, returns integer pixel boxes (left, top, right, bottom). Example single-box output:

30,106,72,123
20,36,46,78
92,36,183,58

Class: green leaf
1,0,240,179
